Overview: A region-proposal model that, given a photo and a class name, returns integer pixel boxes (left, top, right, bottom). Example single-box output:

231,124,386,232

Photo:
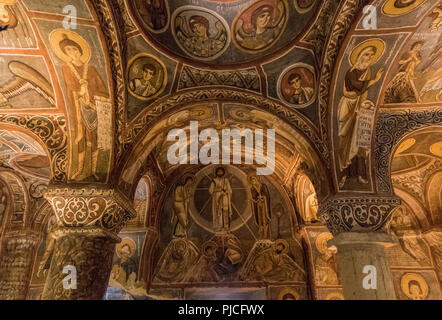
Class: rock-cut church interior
0,0,440,300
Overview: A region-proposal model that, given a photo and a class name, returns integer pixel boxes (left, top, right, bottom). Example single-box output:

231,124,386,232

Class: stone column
329,232,396,300
319,195,401,300
42,186,136,300
0,232,39,299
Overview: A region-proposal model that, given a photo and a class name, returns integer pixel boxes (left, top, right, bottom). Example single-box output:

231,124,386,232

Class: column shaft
41,229,117,300
330,232,397,300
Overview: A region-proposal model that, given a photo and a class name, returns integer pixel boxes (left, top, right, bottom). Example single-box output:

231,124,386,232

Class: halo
401,273,429,299
182,174,195,185
278,288,300,300
325,292,344,300
214,166,226,176
350,39,385,66
430,141,442,158
247,172,258,184
383,0,427,16
116,238,136,258
49,29,91,64
273,239,289,254
315,232,333,254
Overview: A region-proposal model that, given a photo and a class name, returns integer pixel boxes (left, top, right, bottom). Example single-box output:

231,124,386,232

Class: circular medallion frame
231,0,290,54
188,165,252,234
126,53,168,101
277,62,316,109
171,6,231,62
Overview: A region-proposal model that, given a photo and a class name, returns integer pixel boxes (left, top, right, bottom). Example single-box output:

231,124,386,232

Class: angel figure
235,2,286,51
175,14,227,59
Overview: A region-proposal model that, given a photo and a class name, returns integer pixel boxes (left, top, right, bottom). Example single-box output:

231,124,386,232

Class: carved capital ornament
44,186,136,236
318,195,401,235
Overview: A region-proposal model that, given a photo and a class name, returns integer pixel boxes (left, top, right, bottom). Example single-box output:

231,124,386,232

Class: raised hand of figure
375,68,384,82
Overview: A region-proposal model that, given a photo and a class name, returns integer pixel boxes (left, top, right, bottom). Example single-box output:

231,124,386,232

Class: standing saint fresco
209,167,233,233
172,176,194,238
49,29,110,181
337,39,385,188
315,233,339,285
303,183,318,223
248,173,271,239
233,0,288,52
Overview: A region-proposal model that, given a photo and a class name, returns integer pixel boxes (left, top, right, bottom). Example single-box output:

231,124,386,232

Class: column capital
44,185,136,236
318,195,401,235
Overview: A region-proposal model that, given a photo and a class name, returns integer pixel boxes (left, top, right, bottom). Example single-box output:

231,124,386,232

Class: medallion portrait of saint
49,29,111,181
279,64,315,108
400,273,429,300
233,0,288,53
127,53,167,101
173,7,230,61
337,39,385,188
278,288,300,300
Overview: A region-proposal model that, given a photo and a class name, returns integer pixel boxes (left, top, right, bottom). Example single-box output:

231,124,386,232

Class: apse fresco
149,165,306,299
